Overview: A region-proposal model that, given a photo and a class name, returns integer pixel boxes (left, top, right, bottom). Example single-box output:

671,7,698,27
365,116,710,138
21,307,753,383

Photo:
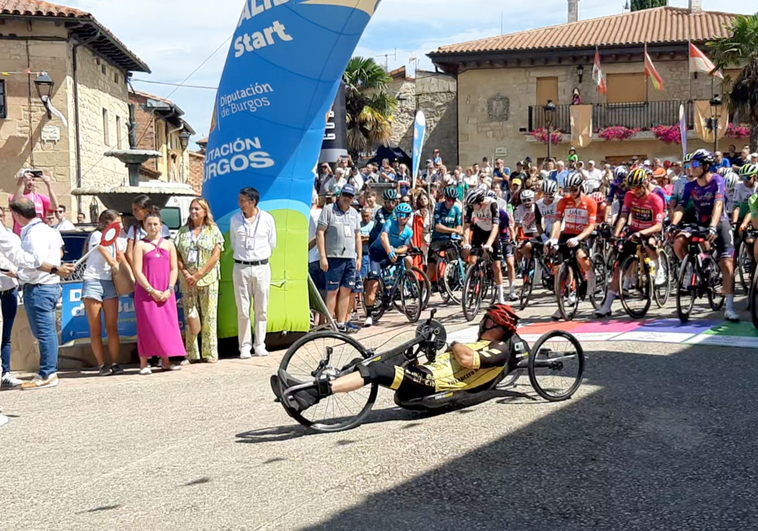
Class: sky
64,0,758,147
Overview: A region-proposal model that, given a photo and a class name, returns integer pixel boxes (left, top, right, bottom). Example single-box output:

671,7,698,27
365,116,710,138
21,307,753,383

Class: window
536,77,559,105
102,109,109,145
115,116,122,149
0,80,6,119
606,73,645,104
114,72,120,84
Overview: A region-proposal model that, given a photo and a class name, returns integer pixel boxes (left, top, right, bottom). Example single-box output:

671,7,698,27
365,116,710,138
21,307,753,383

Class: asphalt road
2,292,757,531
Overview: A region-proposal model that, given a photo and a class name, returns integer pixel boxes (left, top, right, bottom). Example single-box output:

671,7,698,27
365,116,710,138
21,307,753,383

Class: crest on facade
487,94,510,122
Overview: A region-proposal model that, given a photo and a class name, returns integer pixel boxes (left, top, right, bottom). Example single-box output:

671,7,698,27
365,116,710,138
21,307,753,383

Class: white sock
496,284,506,304
509,284,515,295
727,294,735,310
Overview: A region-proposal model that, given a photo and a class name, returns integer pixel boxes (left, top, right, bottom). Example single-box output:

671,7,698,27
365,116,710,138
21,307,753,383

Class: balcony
528,100,695,134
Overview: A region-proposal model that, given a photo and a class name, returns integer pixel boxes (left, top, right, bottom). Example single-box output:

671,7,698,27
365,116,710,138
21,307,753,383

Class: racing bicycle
362,252,424,323
610,235,670,319
675,225,725,323
518,238,554,311
462,247,497,321
553,243,606,321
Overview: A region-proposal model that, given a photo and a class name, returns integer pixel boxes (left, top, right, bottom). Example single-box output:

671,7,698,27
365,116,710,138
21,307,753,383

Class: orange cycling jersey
556,196,598,236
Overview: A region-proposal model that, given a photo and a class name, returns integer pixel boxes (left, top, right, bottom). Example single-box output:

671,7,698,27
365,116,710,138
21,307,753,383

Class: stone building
428,3,747,168
129,90,194,184
0,0,150,215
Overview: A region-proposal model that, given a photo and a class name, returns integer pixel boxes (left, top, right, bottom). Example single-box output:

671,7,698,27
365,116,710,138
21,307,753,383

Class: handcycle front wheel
528,330,585,402
278,331,379,432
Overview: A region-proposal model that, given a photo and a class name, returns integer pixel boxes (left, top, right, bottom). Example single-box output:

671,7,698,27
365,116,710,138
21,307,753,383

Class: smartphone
29,170,44,178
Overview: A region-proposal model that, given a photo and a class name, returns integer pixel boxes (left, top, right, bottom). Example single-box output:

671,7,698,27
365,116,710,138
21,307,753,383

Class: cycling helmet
590,192,605,204
739,164,758,178
520,190,535,203
565,172,584,190
486,190,498,199
626,168,650,188
479,304,519,338
613,166,629,180
394,203,412,218
444,186,459,199
465,187,487,206
690,149,716,165
542,180,558,195
724,171,739,191
683,152,694,163
717,167,733,177
383,189,398,201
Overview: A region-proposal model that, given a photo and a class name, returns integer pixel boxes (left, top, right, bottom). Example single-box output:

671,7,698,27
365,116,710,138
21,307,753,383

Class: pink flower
529,128,563,145
652,125,683,145
725,124,750,139
598,126,640,142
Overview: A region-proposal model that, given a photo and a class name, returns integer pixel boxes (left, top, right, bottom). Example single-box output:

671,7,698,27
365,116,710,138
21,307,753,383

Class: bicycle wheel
442,256,465,305
278,331,378,432
654,250,671,308
618,255,651,318
462,263,485,322
436,259,451,304
590,253,607,310
751,266,758,329
411,266,432,311
605,248,618,286
362,277,387,321
738,243,751,294
399,271,423,322
707,259,725,311
528,330,585,402
519,257,535,311
554,262,578,321
676,256,697,323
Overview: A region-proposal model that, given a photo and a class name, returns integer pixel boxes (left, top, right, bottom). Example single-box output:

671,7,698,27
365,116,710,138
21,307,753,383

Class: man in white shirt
585,160,604,193
10,198,68,390
53,205,76,231
230,187,277,358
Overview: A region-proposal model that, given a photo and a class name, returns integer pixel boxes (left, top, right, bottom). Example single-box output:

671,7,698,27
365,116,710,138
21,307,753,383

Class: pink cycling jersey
622,191,665,231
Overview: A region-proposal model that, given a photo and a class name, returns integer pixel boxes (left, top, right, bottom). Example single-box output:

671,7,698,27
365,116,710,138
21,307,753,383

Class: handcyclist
596,168,666,317
367,189,399,248
737,164,758,266
272,304,530,413
669,149,739,322
363,203,414,327
462,187,510,304
427,186,464,281
547,173,598,320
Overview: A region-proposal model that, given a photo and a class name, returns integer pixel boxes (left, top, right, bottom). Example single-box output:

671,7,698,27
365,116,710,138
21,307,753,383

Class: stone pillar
568,0,579,23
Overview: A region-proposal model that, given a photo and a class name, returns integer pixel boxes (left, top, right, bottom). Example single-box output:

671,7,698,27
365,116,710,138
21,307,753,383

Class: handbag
187,307,201,336
112,261,135,296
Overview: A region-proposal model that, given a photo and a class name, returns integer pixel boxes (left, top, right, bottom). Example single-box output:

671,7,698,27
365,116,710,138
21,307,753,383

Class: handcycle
609,234,671,319
273,311,585,433
552,242,606,321
461,247,497,321
675,225,725,323
361,250,424,323
518,238,554,311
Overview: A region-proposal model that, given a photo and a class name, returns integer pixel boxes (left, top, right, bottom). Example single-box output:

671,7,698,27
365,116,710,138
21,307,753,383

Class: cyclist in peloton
489,190,518,299
515,189,547,288
547,173,598,320
427,186,464,281
596,168,666,317
608,166,630,224
462,187,510,304
272,304,530,413
590,191,611,224
737,164,758,267
670,153,697,221
720,168,740,217
363,203,415,327
368,189,400,248
669,149,739,322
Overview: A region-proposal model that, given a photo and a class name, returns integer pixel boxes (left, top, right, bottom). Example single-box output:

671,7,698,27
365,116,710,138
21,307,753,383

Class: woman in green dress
175,198,225,363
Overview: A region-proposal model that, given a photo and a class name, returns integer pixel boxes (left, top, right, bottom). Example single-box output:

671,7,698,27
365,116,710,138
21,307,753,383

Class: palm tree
630,0,666,12
709,14,758,151
342,56,397,157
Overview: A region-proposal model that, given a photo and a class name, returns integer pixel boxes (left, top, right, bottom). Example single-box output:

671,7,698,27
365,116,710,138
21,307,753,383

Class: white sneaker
240,351,252,360
254,346,270,357
725,308,740,322
21,373,58,390
139,367,152,375
567,293,577,306
509,292,519,302
655,267,667,286
596,302,613,318
0,413,8,428
1,373,22,389
551,309,563,321
363,316,373,328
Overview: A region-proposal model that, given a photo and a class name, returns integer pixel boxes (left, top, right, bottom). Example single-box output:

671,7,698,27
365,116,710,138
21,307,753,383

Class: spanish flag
645,45,664,91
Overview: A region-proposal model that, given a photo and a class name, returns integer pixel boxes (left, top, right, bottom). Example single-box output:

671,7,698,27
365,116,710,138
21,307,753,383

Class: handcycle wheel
618,254,651,318
362,276,387,321
278,331,378,432
399,270,423,322
411,266,432,311
590,253,607,310
554,262,578,321
528,330,585,402
654,249,671,308
676,256,697,323
519,257,535,311
707,259,725,311
462,262,484,322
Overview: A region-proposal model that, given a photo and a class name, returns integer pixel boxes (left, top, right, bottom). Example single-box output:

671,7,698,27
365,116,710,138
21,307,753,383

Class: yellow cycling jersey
425,340,509,392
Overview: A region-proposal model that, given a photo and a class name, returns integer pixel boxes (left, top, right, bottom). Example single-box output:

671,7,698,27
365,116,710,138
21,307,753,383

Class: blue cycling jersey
369,219,413,261
432,202,463,241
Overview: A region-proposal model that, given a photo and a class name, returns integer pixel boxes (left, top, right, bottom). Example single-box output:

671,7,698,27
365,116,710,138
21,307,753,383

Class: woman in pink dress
133,211,186,374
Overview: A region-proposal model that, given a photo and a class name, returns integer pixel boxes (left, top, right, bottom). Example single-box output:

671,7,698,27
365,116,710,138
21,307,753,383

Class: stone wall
188,151,205,194
457,58,725,169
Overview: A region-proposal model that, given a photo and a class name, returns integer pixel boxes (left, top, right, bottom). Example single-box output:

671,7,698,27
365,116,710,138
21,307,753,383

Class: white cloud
61,0,758,144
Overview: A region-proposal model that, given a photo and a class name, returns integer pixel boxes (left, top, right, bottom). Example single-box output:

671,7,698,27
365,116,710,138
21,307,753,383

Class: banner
689,42,724,79
693,100,728,144
204,0,381,339
411,111,427,188
570,105,593,148
320,81,348,164
592,47,607,95
679,104,689,157
644,45,664,91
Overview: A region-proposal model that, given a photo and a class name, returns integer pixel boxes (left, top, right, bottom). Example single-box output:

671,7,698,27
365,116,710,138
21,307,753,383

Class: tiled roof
0,0,150,72
431,7,740,56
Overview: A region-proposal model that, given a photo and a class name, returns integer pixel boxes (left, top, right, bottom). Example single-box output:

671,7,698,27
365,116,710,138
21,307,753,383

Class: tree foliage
631,0,667,11
709,14,758,150
342,57,397,157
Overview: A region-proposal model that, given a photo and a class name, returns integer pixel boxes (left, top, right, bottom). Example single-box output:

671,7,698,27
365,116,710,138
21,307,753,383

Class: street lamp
179,130,192,151
577,64,584,84
33,71,55,118
709,94,723,152
544,100,557,162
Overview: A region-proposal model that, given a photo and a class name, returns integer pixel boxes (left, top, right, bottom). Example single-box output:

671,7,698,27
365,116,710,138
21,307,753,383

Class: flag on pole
593,47,607,95
679,104,688,157
644,45,665,91
689,43,724,79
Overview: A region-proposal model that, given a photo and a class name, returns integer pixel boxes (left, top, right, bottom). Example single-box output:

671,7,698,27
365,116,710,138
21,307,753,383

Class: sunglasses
56,210,64,214
569,186,582,193
396,213,410,219
691,161,703,169
684,163,692,170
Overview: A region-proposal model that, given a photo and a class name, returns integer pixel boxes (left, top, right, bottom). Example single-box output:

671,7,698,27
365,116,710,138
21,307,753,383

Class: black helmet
444,187,459,199
465,187,487,207
383,189,398,201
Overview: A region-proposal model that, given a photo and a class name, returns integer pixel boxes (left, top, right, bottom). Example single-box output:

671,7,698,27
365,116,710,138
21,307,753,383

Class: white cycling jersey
536,198,558,234
515,204,539,235
732,182,757,217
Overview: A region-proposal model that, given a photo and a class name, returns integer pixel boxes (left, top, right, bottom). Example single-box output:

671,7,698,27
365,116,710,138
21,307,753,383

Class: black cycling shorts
428,239,459,264
710,220,735,260
471,227,504,261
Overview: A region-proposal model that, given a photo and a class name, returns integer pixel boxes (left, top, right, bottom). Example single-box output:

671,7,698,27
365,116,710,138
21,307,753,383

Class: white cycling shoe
725,308,740,323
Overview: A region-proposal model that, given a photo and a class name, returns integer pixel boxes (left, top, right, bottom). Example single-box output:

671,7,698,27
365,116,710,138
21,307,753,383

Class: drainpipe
72,30,101,212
